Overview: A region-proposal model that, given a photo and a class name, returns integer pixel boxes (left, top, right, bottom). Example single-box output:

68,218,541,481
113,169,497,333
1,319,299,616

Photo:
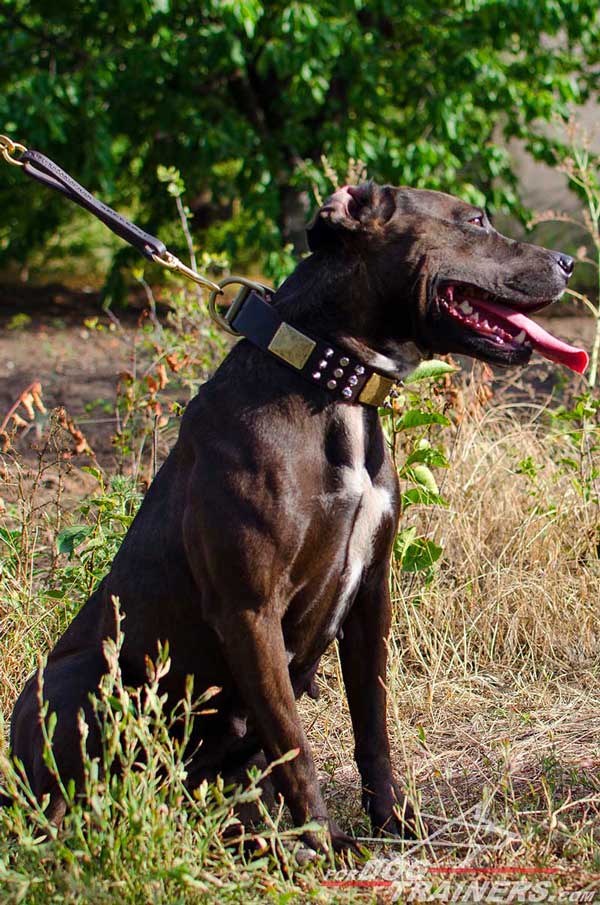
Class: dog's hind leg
9,647,107,822
221,750,276,833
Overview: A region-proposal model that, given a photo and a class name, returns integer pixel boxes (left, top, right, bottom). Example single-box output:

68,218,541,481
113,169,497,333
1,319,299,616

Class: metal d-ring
208,276,270,337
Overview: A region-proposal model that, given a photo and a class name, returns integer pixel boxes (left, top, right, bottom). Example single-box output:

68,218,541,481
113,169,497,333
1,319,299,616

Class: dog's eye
467,215,485,228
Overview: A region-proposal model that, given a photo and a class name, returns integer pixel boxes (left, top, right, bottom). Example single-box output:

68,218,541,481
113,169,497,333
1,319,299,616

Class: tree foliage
0,0,598,284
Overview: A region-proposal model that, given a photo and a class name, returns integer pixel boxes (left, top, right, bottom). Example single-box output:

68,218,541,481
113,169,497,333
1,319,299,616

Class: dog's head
307,182,587,374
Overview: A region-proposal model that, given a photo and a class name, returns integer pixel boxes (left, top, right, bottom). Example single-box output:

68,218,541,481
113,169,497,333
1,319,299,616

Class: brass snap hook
0,134,27,167
151,251,222,293
151,253,269,337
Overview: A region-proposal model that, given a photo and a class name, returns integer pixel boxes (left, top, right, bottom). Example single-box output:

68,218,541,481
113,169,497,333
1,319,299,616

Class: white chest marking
326,414,393,638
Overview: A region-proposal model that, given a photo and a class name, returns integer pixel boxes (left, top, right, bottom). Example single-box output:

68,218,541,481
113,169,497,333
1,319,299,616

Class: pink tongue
472,297,589,374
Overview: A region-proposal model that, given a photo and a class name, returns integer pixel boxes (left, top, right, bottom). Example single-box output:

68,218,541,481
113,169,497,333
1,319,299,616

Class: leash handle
22,149,166,261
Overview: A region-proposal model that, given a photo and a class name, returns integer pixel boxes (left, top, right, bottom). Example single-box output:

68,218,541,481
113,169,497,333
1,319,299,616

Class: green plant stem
589,259,600,389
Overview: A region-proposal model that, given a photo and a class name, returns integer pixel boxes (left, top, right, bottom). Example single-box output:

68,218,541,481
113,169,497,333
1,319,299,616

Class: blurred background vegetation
0,0,599,300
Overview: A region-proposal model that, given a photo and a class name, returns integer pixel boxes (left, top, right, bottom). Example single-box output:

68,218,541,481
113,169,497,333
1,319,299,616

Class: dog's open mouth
437,282,588,374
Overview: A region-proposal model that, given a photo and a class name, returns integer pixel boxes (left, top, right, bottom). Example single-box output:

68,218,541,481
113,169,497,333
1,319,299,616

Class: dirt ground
1,285,597,472
1,286,162,469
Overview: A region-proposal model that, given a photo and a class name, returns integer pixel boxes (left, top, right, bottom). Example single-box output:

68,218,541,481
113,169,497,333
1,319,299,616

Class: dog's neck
272,251,423,380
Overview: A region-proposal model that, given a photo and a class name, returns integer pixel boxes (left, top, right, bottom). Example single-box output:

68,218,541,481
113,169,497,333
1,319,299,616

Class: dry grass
301,378,600,877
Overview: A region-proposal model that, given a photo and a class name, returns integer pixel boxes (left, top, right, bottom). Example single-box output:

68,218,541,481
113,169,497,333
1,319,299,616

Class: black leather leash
1,134,396,407
21,149,167,260
0,132,224,294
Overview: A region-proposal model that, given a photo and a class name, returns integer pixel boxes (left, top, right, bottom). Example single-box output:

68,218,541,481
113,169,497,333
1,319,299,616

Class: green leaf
395,410,451,431
46,711,57,738
408,464,439,494
57,525,92,556
398,537,443,573
401,487,447,508
395,525,417,550
406,447,449,468
403,360,460,384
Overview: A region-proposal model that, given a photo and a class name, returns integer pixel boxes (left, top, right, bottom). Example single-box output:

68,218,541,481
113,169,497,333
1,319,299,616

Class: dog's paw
302,818,366,858
364,784,425,840
329,822,367,858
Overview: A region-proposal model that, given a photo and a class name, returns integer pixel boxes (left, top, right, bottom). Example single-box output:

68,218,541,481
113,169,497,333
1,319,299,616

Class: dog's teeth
514,330,526,343
459,301,473,314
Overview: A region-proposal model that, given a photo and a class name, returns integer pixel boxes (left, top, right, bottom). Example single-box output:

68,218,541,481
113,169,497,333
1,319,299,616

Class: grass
0,293,599,902
300,379,600,871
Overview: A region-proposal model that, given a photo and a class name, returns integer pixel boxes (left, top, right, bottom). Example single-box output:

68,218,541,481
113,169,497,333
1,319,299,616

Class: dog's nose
554,252,574,278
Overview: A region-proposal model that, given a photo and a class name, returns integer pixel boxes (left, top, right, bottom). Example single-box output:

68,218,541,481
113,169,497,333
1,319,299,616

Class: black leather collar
230,291,396,407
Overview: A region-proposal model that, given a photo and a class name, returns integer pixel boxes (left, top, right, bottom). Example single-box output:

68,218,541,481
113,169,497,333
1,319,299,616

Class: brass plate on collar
268,323,316,369
358,373,395,406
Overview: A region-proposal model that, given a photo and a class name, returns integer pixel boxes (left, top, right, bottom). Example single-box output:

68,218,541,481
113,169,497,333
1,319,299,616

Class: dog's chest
319,410,394,640
325,468,392,639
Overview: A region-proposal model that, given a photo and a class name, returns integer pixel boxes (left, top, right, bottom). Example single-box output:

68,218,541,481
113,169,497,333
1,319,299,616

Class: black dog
9,182,584,851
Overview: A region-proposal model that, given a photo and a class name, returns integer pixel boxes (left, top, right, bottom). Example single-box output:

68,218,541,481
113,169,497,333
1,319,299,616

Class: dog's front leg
339,564,419,838
217,608,360,854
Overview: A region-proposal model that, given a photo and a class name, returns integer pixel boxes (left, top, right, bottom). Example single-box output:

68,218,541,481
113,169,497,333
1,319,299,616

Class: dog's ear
306,182,392,251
